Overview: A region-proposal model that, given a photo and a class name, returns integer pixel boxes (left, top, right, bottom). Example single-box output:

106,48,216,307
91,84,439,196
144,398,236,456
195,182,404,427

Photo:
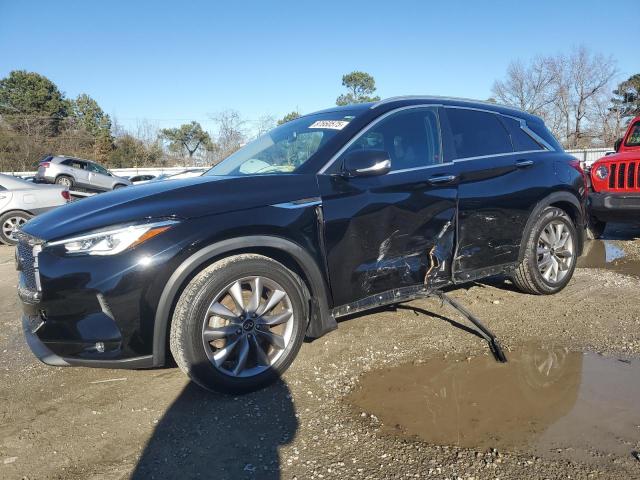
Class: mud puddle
578,240,640,278
348,346,640,463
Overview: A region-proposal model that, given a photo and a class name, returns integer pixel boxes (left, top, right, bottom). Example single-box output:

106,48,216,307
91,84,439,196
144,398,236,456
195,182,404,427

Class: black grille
607,162,640,190
17,240,37,290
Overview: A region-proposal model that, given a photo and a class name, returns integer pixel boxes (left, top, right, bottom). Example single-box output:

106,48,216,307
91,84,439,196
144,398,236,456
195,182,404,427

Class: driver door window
343,107,442,171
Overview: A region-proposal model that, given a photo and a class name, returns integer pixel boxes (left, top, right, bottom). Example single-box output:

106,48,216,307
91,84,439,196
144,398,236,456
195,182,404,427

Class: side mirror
614,138,622,152
342,149,391,177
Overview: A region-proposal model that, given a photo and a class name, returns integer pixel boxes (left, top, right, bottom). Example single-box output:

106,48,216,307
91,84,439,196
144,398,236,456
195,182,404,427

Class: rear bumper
589,192,640,222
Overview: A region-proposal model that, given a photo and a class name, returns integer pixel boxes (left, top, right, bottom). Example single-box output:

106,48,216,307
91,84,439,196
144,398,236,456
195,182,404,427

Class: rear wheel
170,254,307,394
55,175,73,188
113,184,127,190
512,207,577,295
0,211,32,245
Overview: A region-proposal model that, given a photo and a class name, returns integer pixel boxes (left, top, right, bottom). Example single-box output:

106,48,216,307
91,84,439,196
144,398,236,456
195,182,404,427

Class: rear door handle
428,174,457,185
515,160,534,168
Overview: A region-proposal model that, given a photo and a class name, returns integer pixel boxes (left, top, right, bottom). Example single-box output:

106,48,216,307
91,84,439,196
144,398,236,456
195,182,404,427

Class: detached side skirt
430,291,508,363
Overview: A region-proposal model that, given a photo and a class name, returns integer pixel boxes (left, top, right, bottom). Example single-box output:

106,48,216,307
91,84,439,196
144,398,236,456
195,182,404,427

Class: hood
23,174,319,241
592,151,640,165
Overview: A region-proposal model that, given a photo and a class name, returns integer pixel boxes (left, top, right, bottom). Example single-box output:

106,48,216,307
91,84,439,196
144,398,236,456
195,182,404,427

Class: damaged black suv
17,97,586,393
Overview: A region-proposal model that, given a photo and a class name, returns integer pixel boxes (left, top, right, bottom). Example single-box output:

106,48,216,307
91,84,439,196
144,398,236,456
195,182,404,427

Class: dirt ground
1,224,640,480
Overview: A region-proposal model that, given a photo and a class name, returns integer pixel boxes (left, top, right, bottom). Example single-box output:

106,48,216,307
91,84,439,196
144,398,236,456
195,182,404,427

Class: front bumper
589,192,640,222
16,227,191,369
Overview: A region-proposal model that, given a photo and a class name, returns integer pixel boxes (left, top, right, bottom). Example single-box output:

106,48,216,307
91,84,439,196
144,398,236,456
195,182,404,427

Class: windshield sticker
309,120,350,130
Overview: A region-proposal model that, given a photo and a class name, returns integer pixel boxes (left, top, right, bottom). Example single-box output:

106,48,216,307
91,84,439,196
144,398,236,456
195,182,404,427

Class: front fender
152,235,335,366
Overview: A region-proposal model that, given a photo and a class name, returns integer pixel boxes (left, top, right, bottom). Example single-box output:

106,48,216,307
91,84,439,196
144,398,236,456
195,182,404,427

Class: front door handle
515,160,534,168
428,174,457,185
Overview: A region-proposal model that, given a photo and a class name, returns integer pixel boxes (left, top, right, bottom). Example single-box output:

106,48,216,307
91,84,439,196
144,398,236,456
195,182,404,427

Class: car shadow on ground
131,375,297,480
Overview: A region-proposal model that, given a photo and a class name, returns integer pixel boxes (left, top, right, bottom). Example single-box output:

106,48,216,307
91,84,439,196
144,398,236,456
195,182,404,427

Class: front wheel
170,254,307,394
512,207,577,295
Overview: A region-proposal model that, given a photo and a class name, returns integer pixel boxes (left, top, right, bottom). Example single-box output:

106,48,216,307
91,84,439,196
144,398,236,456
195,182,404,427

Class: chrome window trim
318,104,555,175
521,124,555,151
441,106,555,156
318,104,443,175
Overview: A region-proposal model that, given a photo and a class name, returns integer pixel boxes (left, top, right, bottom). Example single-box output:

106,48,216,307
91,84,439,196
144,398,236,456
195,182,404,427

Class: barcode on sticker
309,120,349,130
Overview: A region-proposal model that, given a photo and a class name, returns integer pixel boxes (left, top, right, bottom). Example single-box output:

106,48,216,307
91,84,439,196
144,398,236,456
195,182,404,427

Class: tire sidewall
179,256,307,393
526,208,577,293
0,211,31,245
56,176,73,188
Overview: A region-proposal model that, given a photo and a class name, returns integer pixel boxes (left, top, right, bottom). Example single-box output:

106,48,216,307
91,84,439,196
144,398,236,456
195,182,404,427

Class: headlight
594,165,609,180
47,220,178,256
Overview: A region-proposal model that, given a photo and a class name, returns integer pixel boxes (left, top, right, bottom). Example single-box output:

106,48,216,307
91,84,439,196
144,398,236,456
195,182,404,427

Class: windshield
206,111,358,176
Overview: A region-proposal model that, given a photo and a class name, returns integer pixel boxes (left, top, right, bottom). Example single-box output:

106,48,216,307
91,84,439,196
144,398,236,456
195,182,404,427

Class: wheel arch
517,190,585,263
152,235,336,366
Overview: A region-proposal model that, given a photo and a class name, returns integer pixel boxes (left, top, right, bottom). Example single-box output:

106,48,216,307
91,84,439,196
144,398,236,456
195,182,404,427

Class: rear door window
63,159,87,170
443,108,513,159
501,116,544,152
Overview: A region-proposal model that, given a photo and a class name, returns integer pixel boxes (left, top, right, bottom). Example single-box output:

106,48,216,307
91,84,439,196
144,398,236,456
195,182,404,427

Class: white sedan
0,174,70,245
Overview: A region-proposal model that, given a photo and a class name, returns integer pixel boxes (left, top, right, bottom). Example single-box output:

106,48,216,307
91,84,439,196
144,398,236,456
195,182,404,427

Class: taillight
61,191,70,201
569,159,588,192
40,162,50,168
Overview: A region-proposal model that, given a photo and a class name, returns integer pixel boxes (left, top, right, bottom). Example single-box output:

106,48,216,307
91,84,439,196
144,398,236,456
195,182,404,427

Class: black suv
17,97,586,393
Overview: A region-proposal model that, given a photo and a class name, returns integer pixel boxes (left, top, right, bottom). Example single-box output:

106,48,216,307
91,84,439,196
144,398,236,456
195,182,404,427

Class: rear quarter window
443,108,513,159
527,121,563,151
501,116,544,152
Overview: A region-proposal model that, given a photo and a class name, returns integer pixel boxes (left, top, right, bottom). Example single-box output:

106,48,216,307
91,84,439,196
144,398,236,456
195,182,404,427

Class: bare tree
492,46,617,148
492,56,557,115
564,47,616,147
211,110,247,161
253,114,276,138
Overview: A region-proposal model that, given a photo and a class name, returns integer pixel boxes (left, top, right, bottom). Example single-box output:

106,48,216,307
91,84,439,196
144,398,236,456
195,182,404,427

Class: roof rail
370,95,526,113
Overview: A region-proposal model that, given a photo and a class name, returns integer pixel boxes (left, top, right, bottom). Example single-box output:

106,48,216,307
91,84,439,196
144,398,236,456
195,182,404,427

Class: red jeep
589,115,640,237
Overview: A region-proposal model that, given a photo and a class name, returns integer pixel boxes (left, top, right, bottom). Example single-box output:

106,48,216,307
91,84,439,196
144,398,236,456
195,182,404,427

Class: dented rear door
317,106,459,307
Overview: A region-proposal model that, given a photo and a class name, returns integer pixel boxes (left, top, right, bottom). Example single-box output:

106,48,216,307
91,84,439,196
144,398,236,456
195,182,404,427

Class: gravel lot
1,224,640,480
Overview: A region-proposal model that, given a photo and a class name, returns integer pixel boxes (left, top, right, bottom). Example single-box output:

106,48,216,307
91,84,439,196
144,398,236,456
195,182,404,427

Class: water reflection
349,346,640,461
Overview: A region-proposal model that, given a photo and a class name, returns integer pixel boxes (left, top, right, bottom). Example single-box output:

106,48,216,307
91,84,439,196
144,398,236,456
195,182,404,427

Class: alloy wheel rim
536,220,574,284
201,276,294,378
2,216,27,241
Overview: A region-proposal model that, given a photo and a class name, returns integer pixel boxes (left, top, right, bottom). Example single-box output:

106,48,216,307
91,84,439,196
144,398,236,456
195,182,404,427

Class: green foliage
160,121,212,158
0,70,69,135
277,111,301,125
71,94,112,137
611,74,640,119
336,71,381,106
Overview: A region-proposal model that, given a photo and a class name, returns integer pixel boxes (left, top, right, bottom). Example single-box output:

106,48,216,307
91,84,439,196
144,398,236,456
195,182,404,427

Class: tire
113,184,127,190
0,211,33,245
512,207,578,295
55,176,74,189
586,218,606,240
170,254,308,394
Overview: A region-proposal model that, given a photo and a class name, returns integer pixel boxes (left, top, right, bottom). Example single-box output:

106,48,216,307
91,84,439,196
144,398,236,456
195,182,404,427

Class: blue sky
1,0,637,133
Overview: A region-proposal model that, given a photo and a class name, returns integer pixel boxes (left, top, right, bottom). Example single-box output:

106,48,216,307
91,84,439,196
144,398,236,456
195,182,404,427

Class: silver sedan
0,174,70,245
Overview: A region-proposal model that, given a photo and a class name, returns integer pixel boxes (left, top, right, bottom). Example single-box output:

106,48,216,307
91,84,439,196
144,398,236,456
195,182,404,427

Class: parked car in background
17,97,586,394
588,115,640,237
129,174,156,184
0,173,69,245
36,156,132,192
